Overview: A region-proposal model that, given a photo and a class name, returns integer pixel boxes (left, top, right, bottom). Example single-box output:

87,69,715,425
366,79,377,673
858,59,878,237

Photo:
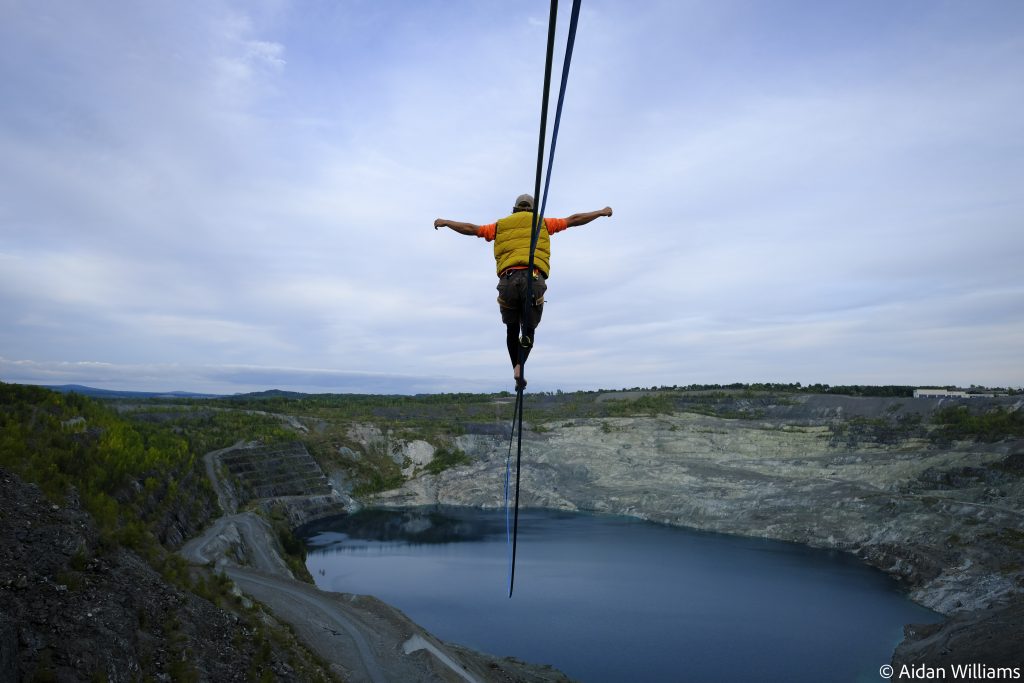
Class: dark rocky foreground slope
0,470,335,682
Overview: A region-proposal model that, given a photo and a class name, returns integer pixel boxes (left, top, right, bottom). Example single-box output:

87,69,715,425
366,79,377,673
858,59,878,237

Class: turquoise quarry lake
301,507,939,682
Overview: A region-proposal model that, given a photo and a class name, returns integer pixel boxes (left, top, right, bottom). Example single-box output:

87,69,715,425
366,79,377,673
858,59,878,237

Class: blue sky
1,0,1022,394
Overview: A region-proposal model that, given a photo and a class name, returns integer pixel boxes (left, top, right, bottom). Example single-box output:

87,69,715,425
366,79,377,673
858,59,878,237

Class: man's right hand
434,219,481,236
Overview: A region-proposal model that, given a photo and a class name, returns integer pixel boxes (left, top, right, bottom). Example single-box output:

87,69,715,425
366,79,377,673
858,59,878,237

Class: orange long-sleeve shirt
475,216,569,242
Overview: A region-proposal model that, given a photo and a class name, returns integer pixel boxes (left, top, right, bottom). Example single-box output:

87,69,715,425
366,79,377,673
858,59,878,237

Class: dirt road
225,566,389,683
179,512,293,577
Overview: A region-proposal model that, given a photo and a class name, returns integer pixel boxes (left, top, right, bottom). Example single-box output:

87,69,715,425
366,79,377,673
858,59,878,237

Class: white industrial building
913,388,969,398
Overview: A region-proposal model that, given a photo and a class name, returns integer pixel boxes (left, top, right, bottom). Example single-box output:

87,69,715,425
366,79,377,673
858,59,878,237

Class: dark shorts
496,269,547,327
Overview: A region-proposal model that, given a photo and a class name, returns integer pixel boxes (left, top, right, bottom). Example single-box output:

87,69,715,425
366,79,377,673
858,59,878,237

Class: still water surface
301,507,939,683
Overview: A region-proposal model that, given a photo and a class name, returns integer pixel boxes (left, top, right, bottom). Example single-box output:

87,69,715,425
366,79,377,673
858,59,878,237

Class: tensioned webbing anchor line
505,0,583,599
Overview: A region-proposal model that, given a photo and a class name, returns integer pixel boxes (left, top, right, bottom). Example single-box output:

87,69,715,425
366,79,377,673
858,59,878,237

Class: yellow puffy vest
493,211,552,277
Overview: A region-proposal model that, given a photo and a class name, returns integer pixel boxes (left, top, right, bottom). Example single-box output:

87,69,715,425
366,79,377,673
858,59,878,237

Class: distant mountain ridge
43,384,223,399
42,384,319,400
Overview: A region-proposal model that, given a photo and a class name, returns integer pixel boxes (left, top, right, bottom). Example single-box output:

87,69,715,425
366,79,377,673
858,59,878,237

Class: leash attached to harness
507,0,583,599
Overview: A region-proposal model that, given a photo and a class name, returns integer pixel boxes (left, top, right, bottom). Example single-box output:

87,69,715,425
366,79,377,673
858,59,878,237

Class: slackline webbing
506,0,583,599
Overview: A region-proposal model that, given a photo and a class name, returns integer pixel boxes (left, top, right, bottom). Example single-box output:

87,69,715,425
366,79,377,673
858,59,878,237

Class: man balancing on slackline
435,194,612,390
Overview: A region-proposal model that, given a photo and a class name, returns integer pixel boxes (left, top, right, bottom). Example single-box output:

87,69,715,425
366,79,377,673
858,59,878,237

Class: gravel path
203,441,245,514
226,566,389,683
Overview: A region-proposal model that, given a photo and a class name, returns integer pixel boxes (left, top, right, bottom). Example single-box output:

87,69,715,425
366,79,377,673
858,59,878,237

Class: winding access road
227,566,388,683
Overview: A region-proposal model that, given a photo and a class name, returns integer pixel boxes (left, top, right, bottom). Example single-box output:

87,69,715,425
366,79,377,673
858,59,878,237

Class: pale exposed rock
347,423,385,449
347,424,437,473
402,440,435,477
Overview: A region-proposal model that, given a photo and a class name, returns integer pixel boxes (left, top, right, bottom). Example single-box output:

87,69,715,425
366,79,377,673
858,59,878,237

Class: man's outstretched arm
564,206,613,228
434,218,481,236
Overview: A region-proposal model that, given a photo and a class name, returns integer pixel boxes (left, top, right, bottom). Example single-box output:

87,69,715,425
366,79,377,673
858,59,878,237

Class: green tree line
933,405,1024,442
0,382,214,555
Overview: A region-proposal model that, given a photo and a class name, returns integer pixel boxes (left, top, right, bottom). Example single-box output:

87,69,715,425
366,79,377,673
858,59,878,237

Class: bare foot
514,364,527,390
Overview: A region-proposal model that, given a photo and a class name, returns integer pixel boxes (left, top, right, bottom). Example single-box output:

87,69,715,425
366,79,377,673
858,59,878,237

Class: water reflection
301,506,941,683
301,506,511,546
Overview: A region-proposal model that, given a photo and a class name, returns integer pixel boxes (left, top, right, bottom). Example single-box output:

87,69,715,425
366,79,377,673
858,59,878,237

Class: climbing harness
505,0,583,598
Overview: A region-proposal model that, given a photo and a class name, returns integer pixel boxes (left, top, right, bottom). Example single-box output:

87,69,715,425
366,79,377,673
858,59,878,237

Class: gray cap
514,194,535,212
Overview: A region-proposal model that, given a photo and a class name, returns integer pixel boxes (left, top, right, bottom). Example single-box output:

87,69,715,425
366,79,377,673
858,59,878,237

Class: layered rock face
371,396,1024,619
219,441,332,500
